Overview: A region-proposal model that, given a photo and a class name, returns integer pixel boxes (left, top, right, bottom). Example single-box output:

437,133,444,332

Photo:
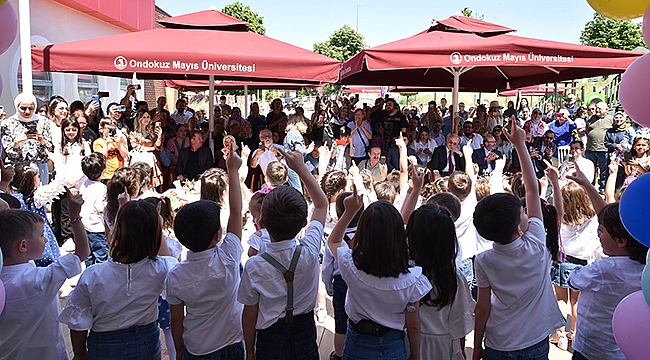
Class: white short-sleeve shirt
337,242,432,330
0,253,82,359
475,217,564,351
569,257,644,360
166,233,244,356
75,177,107,233
237,221,323,330
247,228,271,253
58,256,178,332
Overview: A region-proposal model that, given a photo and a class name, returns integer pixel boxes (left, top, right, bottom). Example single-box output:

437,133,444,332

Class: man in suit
176,131,214,181
428,134,466,176
471,135,503,175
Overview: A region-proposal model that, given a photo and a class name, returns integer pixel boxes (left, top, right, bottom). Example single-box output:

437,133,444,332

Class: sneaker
316,307,327,323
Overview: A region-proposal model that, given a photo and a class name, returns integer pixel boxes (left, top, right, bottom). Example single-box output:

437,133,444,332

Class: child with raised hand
472,122,564,360
328,180,432,360
0,188,89,359
565,164,648,360
238,148,328,360
166,142,245,359
59,199,176,359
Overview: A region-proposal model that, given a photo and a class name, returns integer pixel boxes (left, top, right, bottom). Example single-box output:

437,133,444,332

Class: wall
0,0,150,115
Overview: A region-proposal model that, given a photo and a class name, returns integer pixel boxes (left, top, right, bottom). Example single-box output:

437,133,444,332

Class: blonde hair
561,181,596,226
285,114,308,134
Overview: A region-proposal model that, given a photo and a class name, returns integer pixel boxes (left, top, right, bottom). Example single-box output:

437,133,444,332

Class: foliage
461,7,484,20
313,25,366,62
222,2,266,35
580,13,645,51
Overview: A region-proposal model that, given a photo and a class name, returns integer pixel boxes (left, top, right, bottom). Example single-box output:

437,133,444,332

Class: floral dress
1,115,53,164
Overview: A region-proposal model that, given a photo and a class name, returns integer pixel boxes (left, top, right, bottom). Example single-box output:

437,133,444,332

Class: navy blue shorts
332,274,348,335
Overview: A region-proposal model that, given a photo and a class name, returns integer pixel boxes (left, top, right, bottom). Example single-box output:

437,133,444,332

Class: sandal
549,330,564,344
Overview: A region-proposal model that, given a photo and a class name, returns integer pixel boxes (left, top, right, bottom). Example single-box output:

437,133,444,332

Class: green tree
222,2,266,35
313,25,365,62
580,13,645,51
461,7,484,20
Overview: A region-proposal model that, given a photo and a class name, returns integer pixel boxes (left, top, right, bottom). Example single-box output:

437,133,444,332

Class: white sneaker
316,307,327,323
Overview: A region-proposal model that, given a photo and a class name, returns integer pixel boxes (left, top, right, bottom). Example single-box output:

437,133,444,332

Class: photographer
93,118,128,182
369,98,407,168
1,93,53,185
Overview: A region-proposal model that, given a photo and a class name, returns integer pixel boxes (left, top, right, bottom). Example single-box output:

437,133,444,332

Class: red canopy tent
498,85,565,97
31,10,340,151
165,79,317,91
341,15,640,109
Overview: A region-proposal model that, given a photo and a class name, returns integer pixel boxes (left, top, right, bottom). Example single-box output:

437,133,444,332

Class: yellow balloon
587,0,650,19
0,0,7,6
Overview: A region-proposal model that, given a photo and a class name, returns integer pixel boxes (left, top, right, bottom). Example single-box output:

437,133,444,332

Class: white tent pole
452,67,460,117
209,74,215,154
19,0,33,94
244,85,249,118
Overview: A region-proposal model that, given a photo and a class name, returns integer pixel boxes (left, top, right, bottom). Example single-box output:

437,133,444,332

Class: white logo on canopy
114,56,127,70
450,52,462,65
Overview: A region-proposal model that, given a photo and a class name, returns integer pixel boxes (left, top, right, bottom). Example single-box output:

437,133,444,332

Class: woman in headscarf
0,93,53,185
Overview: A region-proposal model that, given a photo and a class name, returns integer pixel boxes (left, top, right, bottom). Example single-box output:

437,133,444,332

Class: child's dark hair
0,209,43,258
266,161,288,187
521,197,560,262
60,117,84,156
144,197,175,231
335,192,363,228
0,193,21,209
599,203,647,264
407,204,458,309
81,153,106,181
262,185,307,241
426,192,462,221
131,162,152,193
174,200,221,252
200,167,228,206
374,182,397,203
9,163,39,203
320,170,348,202
474,193,522,244
105,168,140,224
110,200,162,264
353,200,409,277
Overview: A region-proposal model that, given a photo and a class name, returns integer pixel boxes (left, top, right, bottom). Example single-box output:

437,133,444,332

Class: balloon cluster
0,0,18,98
612,173,650,359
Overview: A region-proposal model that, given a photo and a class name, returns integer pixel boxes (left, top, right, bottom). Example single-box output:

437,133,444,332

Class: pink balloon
0,1,18,55
612,290,650,360
644,5,650,46
0,73,3,99
0,280,5,315
620,53,650,127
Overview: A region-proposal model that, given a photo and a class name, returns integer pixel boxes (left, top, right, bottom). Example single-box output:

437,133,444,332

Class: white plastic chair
557,145,570,164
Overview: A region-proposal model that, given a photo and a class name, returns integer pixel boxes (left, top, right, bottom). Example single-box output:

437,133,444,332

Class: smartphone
154,121,161,128
380,156,386,165
355,94,360,100
116,105,127,112
109,127,117,137
259,142,265,150
97,91,110,98
26,122,38,134
91,95,99,103
130,84,142,90
363,102,367,108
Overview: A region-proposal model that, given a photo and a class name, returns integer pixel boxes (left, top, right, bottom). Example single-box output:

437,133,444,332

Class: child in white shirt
166,145,245,359
0,189,90,359
238,149,328,360
472,123,564,359
76,153,108,266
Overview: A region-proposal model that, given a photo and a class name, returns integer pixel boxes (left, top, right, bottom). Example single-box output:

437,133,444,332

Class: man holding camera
369,98,407,170
93,118,128,182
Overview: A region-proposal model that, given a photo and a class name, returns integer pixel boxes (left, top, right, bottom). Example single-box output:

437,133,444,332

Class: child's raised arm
401,163,424,224
567,162,606,214
279,148,328,225
225,142,243,240
328,184,363,261
503,123,542,220
66,188,90,262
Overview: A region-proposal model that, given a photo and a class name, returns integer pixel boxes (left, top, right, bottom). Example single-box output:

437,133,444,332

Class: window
17,60,52,104
78,74,99,102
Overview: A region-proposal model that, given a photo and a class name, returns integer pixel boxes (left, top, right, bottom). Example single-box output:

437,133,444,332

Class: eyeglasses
533,112,542,115
544,136,554,140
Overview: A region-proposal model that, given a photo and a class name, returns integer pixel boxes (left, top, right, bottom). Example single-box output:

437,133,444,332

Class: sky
155,0,599,50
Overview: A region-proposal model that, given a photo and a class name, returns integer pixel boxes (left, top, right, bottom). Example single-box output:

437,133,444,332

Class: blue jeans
87,322,160,360
572,350,589,360
182,342,244,360
461,257,477,300
343,324,406,360
584,150,607,190
85,231,109,266
255,311,318,360
37,162,49,185
483,338,549,360
285,166,303,194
